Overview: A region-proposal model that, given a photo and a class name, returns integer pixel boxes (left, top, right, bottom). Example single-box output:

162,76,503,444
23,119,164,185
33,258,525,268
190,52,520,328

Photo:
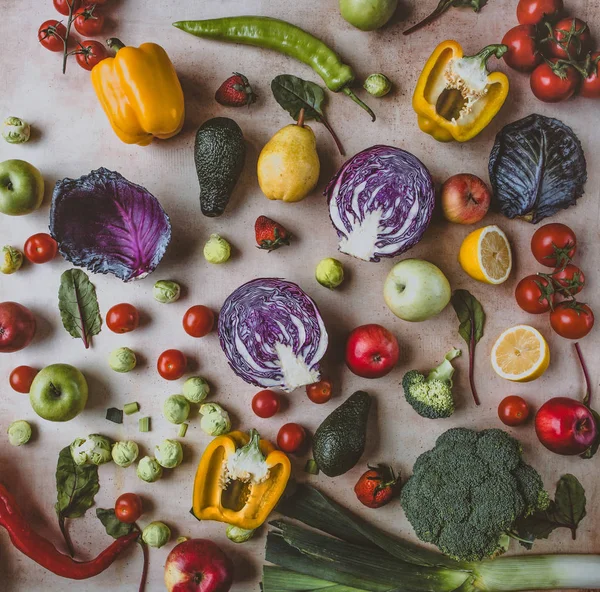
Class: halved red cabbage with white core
50,168,171,282
218,278,328,392
325,145,435,262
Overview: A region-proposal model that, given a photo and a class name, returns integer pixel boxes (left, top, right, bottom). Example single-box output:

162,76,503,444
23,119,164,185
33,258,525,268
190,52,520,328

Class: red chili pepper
0,483,138,579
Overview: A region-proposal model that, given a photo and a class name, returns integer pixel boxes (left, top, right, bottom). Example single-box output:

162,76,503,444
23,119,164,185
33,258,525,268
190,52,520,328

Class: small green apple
29,364,88,422
339,0,398,31
0,159,44,216
384,259,451,322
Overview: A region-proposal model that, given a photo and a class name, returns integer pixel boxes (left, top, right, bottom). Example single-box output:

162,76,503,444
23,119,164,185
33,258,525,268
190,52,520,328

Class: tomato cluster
39,0,111,72
503,0,600,102
515,223,594,340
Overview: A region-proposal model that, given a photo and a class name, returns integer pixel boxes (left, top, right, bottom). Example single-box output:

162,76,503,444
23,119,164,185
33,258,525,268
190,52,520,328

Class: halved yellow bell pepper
192,430,291,530
413,41,509,142
91,38,185,146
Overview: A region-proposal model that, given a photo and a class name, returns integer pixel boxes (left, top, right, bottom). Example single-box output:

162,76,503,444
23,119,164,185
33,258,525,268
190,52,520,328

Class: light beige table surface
1,1,599,591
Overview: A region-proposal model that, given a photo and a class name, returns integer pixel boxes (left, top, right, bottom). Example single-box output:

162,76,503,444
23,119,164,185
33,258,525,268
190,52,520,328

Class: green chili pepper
173,16,375,121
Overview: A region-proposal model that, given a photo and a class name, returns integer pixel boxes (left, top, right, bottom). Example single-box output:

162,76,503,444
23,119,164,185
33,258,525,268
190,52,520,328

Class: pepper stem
107,38,126,52
244,429,264,458
467,44,508,65
342,88,376,122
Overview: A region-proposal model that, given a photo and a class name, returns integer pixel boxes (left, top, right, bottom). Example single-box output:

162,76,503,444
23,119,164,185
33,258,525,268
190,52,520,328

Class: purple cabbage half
325,145,435,262
50,168,171,282
218,278,328,392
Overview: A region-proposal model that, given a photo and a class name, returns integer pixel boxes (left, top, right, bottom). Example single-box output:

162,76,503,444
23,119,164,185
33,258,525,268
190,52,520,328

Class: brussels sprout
2,117,31,144
226,525,256,544
315,258,345,289
7,420,32,446
153,280,181,304
363,74,393,98
0,246,24,274
141,521,171,548
70,434,113,466
163,394,190,425
137,456,163,483
155,439,183,469
200,403,231,436
108,347,137,373
182,376,210,404
203,234,231,264
111,441,139,468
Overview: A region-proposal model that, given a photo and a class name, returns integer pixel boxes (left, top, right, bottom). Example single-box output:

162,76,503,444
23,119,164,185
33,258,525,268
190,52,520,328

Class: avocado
194,117,246,217
312,391,371,477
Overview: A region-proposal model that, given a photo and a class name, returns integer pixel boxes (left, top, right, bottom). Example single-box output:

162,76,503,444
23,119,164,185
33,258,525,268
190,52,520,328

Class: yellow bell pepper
192,429,291,530
91,38,185,146
413,41,509,142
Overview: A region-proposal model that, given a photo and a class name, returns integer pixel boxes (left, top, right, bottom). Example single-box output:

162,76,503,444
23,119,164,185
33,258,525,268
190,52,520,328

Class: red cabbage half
218,278,328,392
50,168,171,282
325,145,435,262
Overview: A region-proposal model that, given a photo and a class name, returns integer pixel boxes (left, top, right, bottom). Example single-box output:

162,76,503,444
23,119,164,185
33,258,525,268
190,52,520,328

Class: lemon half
491,325,550,382
459,225,512,284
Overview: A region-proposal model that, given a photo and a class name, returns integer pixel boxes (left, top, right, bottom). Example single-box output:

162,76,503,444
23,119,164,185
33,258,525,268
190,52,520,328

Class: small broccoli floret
402,349,461,419
401,427,548,562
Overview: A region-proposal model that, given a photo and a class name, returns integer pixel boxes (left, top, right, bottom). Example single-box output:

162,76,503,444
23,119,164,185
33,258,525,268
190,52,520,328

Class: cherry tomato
114,493,143,524
75,40,108,71
547,18,591,59
498,396,531,426
73,6,104,36
531,223,576,267
182,305,214,338
24,233,58,264
550,302,594,339
9,366,39,394
515,275,554,314
517,0,563,25
53,0,80,15
530,59,579,103
106,303,139,334
552,264,585,296
502,25,542,72
277,423,306,454
38,20,67,52
252,390,280,418
306,379,333,404
157,349,187,380
580,52,600,99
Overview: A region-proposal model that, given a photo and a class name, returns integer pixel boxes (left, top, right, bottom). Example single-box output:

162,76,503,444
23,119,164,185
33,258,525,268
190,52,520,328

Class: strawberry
255,216,292,252
215,72,256,107
354,464,401,509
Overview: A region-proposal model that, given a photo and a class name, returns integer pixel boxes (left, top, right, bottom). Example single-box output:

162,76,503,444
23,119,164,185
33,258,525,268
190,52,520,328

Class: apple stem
575,343,591,406
58,516,75,557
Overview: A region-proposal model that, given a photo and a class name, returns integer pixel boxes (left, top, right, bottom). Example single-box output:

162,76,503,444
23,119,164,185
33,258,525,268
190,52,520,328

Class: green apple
384,259,451,322
339,0,398,31
0,159,44,216
29,364,88,422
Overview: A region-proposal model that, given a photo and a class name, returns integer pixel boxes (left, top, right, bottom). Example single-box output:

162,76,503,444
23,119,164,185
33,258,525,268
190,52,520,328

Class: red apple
535,397,597,455
441,174,491,224
0,302,36,353
345,323,400,379
165,538,234,592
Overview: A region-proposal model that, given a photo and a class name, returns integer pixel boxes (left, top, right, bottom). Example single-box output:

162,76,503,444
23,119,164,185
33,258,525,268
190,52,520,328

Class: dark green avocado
194,117,246,217
312,391,371,477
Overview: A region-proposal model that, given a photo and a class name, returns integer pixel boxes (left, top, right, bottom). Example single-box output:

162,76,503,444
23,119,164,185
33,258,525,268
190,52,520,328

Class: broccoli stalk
402,348,461,419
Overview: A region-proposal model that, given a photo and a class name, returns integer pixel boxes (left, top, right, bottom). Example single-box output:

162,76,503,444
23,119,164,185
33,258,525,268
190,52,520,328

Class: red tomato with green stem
277,423,306,453
306,378,333,404
580,52,600,99
24,233,58,263
115,493,143,524
106,303,139,333
517,0,563,25
547,18,591,59
502,25,542,72
73,6,104,36
550,302,594,339
530,59,579,103
53,0,80,15
75,40,108,71
498,396,531,426
9,366,39,394
38,20,67,52
515,275,554,314
183,305,214,338
552,264,585,296
251,390,280,418
531,223,576,267
157,349,187,380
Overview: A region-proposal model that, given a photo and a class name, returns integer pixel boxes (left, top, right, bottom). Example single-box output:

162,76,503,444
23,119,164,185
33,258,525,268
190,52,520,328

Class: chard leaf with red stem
575,343,600,459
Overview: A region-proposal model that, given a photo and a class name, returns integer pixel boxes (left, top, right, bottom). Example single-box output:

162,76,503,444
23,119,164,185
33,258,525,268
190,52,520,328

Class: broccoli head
402,349,461,419
401,427,548,562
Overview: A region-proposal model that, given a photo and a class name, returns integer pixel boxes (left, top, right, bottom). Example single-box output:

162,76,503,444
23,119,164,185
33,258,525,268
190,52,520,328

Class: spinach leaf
97,508,136,539
58,269,102,349
271,74,344,155
55,445,100,555
451,289,485,406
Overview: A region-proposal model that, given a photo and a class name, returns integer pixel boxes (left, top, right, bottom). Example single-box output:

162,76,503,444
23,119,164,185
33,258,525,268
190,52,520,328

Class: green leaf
96,508,136,539
451,289,485,349
580,409,600,459
58,269,102,349
553,474,586,533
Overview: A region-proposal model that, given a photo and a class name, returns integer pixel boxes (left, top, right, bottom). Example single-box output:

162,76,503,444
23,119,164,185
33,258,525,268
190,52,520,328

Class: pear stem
297,108,305,127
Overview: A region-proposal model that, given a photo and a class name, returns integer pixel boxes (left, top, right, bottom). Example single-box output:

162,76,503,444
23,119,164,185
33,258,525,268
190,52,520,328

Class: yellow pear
257,111,320,203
